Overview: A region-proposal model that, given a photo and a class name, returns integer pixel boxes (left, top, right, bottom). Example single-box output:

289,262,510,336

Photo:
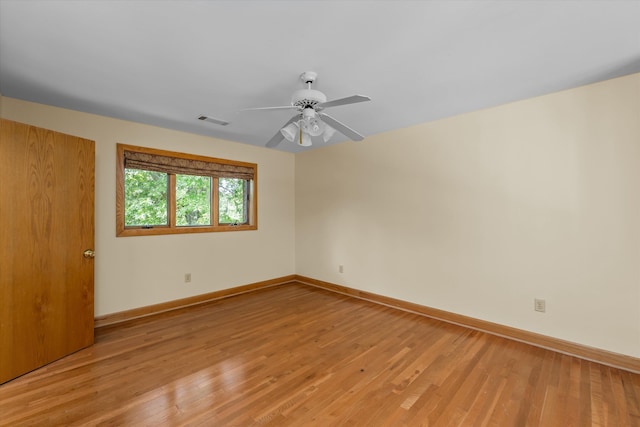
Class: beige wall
2,73,638,358
0,96,296,316
295,73,640,357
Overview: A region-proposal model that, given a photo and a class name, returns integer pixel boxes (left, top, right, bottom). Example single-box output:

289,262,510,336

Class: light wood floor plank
1,283,639,426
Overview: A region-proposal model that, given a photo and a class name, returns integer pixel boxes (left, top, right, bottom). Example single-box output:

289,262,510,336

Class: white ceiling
1,1,639,153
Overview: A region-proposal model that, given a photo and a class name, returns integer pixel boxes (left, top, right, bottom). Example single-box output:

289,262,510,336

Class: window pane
124,169,168,226
219,178,247,224
176,174,211,226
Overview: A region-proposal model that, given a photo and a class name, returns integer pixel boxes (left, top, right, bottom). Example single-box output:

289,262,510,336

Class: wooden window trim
116,143,257,237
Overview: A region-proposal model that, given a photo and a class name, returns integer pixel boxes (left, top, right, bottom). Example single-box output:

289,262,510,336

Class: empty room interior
1,1,639,425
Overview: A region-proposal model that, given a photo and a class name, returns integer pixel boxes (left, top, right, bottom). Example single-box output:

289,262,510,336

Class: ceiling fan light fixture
299,107,324,136
298,132,312,147
322,124,337,142
301,117,324,136
280,122,299,142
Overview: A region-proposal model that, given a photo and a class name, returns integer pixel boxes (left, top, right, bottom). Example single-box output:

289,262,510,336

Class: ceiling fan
200,71,371,148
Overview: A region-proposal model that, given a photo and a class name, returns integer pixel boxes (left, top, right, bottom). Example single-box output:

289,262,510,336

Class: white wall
0,97,296,316
295,73,640,358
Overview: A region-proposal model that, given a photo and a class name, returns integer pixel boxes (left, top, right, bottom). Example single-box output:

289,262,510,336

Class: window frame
116,143,257,237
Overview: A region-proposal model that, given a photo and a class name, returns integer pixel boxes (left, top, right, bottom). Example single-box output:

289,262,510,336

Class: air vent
197,115,229,126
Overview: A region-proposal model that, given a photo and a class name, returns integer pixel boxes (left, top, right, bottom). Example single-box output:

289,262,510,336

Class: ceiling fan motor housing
291,89,327,109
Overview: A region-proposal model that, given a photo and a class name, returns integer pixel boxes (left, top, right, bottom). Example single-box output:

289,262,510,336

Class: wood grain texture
0,119,95,384
1,283,638,426
296,275,640,374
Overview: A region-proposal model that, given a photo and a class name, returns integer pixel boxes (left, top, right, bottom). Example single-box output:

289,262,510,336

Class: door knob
83,249,96,258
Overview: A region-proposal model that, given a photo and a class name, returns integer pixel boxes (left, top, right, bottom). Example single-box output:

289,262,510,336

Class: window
116,144,257,236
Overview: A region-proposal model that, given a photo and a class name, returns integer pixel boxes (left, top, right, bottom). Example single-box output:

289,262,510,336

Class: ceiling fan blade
265,115,300,148
265,131,285,148
318,113,365,141
316,95,371,110
240,106,299,112
197,115,229,126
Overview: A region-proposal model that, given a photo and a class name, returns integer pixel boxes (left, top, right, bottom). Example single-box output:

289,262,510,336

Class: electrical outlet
534,298,546,312
339,265,344,273
184,273,191,283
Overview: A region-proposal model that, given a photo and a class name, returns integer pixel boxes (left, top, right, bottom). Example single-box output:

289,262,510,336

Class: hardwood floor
1,283,639,426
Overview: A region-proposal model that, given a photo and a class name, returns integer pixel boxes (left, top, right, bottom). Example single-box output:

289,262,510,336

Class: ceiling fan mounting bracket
300,71,318,84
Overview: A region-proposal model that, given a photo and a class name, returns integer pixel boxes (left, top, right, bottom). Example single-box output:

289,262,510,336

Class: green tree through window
176,175,211,226
219,178,246,224
124,169,168,226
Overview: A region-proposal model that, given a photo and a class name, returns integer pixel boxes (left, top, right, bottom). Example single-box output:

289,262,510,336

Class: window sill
117,224,257,237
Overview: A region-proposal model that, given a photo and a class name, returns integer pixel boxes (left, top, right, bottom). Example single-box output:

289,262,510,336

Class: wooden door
0,118,95,384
